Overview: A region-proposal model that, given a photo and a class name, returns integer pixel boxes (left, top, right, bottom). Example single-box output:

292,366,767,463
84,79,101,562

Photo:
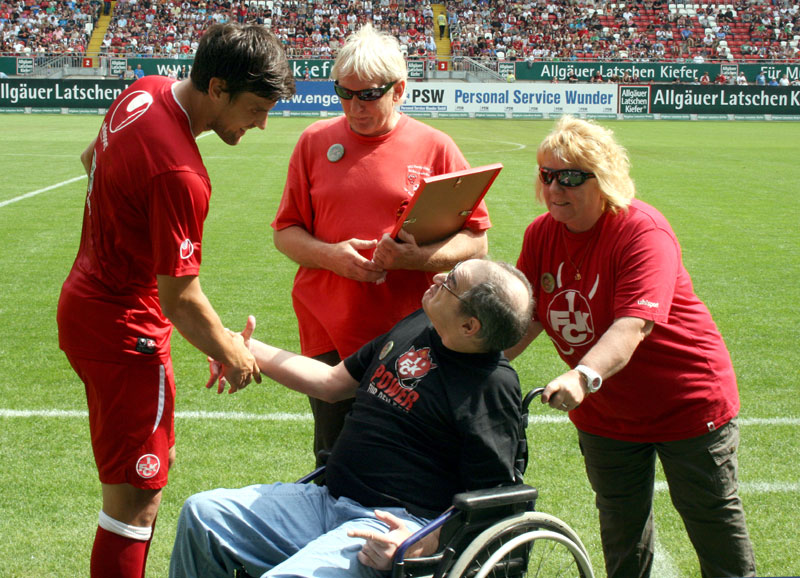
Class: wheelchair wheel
446,511,594,578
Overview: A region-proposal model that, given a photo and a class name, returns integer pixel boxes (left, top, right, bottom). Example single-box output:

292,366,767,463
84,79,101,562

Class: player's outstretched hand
205,316,262,394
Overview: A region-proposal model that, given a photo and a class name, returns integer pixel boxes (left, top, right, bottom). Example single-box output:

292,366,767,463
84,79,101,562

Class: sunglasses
539,167,596,187
333,80,396,101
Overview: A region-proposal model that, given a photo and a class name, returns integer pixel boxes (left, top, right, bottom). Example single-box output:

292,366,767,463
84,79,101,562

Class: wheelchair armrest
452,484,538,512
295,451,332,484
392,507,457,578
295,465,326,484
391,485,539,578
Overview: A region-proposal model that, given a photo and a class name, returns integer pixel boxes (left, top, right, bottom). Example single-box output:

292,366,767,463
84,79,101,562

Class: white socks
98,510,153,541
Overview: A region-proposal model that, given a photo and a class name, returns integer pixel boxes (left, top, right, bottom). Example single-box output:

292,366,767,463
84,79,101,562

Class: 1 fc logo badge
136,454,160,479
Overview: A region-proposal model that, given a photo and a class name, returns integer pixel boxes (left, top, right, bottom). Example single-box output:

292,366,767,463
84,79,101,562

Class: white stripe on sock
98,510,152,541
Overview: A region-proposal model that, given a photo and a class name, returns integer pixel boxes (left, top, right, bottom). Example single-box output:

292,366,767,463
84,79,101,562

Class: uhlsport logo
109,90,154,133
136,454,160,479
179,238,195,259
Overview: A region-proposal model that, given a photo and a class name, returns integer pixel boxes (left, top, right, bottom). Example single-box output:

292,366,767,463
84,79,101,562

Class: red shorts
66,354,176,490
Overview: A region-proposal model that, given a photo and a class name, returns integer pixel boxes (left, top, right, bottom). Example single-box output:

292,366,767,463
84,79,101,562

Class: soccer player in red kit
57,24,295,577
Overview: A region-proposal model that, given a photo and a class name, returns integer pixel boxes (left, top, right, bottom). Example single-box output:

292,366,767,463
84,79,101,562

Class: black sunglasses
333,80,396,101
539,167,596,187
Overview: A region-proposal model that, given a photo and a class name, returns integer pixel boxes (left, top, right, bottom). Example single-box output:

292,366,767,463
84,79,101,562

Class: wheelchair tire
446,511,594,578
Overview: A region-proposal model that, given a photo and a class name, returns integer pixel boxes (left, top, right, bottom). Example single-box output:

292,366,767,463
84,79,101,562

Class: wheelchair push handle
522,387,545,412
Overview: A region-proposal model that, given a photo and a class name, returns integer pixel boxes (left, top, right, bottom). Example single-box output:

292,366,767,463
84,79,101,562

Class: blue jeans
578,419,755,578
169,482,429,578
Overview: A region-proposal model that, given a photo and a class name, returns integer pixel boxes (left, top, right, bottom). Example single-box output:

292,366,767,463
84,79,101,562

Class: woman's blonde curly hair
535,115,636,214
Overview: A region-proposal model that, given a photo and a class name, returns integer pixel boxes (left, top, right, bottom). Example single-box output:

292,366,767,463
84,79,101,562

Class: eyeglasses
538,167,596,188
333,80,396,101
440,262,485,325
440,265,469,305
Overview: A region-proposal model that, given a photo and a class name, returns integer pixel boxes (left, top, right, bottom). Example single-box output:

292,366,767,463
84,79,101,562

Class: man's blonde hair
535,116,635,213
331,24,407,93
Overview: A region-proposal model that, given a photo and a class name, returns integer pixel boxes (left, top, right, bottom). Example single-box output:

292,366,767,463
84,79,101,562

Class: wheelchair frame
295,387,595,578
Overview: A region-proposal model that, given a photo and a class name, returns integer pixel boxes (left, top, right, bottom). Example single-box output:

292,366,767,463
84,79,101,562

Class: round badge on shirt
541,273,556,293
379,341,394,360
327,143,345,162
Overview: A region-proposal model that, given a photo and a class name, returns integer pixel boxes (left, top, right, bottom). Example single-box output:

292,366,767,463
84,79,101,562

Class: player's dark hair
191,23,295,102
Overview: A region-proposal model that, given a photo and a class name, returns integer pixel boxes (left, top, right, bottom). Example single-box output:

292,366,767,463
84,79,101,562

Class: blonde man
272,24,490,466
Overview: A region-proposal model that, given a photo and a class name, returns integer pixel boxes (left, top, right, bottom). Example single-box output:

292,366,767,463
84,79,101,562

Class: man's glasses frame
440,263,484,324
333,80,396,102
539,167,596,188
440,265,469,305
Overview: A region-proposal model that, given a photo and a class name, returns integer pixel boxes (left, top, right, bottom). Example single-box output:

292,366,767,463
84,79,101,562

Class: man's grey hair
460,262,533,352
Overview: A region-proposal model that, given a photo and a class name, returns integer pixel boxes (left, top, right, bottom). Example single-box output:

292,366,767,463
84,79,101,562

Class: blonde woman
508,116,756,578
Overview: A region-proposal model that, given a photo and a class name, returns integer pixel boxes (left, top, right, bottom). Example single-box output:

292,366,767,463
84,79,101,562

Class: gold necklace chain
561,224,600,281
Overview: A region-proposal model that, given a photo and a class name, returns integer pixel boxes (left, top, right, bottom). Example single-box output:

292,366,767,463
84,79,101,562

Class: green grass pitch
0,114,798,577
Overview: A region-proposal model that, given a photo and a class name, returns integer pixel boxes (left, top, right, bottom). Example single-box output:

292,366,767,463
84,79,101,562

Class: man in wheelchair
170,259,534,578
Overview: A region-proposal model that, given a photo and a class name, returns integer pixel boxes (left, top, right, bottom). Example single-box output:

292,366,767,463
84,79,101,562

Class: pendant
575,273,581,281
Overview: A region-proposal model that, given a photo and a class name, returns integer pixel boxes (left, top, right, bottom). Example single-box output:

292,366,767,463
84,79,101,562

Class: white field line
652,530,680,578
2,409,796,427
0,408,311,421
0,175,86,208
0,132,215,209
7,409,794,492
655,480,800,493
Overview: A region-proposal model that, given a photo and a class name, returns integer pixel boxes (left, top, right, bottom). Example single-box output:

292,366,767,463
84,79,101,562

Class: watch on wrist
575,364,602,393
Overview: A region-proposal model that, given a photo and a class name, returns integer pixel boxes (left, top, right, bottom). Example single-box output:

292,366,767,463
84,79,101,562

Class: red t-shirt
58,76,210,363
272,114,491,358
517,200,739,442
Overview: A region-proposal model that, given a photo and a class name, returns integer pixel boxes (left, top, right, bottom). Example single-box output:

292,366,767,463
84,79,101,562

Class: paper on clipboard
390,163,503,245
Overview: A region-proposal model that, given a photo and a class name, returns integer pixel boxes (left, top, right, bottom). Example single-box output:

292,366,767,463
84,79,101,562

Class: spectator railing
455,56,505,82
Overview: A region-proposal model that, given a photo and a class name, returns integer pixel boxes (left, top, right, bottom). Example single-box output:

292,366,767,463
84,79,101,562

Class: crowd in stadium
1,0,799,62
0,0,101,55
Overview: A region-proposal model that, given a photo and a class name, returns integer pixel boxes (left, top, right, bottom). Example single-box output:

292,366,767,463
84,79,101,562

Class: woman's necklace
561,224,600,281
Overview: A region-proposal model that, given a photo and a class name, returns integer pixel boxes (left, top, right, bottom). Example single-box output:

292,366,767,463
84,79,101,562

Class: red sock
140,516,157,578
91,526,150,578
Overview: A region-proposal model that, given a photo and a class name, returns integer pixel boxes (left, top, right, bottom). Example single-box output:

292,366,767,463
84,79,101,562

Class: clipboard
390,163,503,245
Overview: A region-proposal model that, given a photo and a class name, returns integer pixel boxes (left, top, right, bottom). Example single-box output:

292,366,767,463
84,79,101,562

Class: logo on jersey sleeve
109,90,154,133
135,454,160,479
179,238,195,259
366,346,437,411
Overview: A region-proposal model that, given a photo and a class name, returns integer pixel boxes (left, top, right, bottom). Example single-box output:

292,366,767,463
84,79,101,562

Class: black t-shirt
326,310,522,518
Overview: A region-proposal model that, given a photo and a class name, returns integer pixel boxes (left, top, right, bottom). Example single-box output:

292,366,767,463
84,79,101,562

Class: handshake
206,315,261,394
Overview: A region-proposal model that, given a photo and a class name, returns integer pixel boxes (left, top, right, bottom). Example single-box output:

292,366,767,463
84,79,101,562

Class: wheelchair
296,387,595,578
235,387,594,578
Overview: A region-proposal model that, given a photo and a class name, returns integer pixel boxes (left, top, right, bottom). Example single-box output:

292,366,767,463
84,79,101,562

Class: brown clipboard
390,163,503,245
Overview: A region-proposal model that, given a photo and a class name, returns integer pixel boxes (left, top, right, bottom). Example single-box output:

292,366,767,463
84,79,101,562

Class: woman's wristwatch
575,364,603,393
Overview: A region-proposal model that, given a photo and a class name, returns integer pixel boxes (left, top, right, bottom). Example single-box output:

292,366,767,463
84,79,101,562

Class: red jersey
58,76,210,363
517,200,739,442
272,114,491,358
